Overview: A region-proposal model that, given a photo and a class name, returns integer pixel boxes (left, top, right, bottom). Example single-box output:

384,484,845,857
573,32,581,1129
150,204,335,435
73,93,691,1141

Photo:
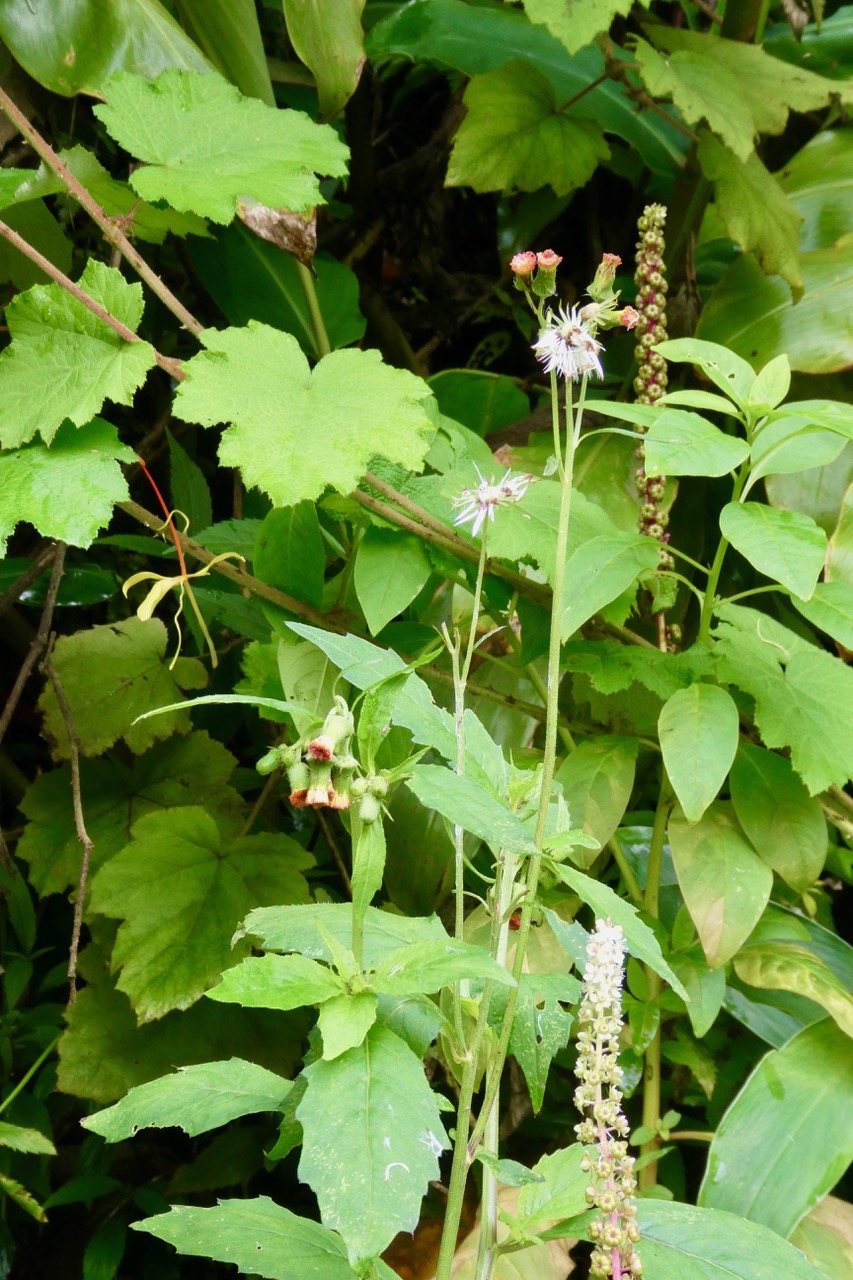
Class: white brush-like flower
532,304,604,381
451,466,534,537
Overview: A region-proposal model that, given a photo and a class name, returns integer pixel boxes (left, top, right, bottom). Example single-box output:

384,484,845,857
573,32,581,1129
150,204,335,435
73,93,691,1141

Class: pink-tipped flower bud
289,789,309,807
327,787,351,811
510,250,537,276
306,735,334,762
531,248,562,299
619,305,640,330
536,249,562,270
590,252,622,301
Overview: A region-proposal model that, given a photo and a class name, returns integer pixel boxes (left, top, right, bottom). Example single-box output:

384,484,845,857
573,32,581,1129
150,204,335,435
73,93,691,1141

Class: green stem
697,462,749,643
0,1035,60,1119
297,261,332,357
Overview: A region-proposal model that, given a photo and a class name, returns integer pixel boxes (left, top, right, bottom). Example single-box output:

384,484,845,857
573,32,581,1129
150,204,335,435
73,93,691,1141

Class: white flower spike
451,466,534,537
532,304,604,382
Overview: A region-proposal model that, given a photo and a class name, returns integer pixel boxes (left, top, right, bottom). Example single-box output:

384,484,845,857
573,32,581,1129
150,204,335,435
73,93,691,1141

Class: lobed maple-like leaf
94,69,349,223
0,260,155,449
174,321,434,506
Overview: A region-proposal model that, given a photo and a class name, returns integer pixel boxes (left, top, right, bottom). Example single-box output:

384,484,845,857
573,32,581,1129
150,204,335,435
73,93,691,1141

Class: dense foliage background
0,1,852,1277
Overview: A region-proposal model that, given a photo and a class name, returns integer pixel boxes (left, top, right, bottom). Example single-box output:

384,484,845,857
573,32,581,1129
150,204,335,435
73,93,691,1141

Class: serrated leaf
297,1024,448,1261
37,618,207,759
405,764,537,854
0,418,134,555
668,802,772,968
82,1058,293,1142
516,1142,587,1229
318,993,378,1060
88,807,312,1021
791,579,853,650
372,939,516,995
697,130,803,293
0,260,155,448
734,943,853,1038
492,973,579,1112
95,69,349,222
0,1172,47,1222
561,533,660,640
658,685,739,823
729,743,826,892
133,1197,357,1280
207,953,343,1011
351,811,388,921
521,0,636,56
720,501,826,599
447,61,609,196
0,1122,55,1156
174,322,432,506
699,1020,853,1241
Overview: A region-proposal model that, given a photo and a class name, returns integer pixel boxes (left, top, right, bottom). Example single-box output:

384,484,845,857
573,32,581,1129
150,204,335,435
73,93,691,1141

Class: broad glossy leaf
561,533,660,641
447,61,609,196
637,1199,825,1279
0,0,210,95
828,480,853,584
720,501,826,599
792,1196,853,1280
354,527,432,635
644,408,749,478
659,685,739,823
748,415,847,490
729,743,826,891
95,69,348,222
699,1020,853,1238
254,504,326,612
697,239,853,374
734,943,853,1038
134,1197,357,1280
297,1024,448,1260
83,1059,293,1141
283,0,364,119
37,618,206,759
0,418,134,556
405,764,536,854
174,323,432,506
207,953,343,1011
554,738,637,862
714,604,853,794
654,338,755,407
173,0,274,104
0,261,155,449
792,580,853,651
241,902,449,965
697,130,802,293
668,948,726,1038
89,807,313,1020
668,803,772,968
372,940,516,995
780,127,853,252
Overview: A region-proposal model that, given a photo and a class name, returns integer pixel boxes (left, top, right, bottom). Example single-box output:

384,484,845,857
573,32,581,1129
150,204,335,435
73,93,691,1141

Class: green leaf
0,260,155,449
376,993,444,1058
714,604,853,793
242,902,450,966
405,764,537,854
668,802,772,968
351,812,387,921
734,943,853,1039
637,1198,826,1279
521,0,636,56
697,130,803,294
318,993,378,1060
447,61,608,196
0,200,72,290
492,973,579,1112
720,501,826,599
88,807,313,1021
254,504,326,613
283,0,364,120
554,738,637,863
565,640,714,700
133,1197,357,1280
643,408,749,478
668,948,726,1039
428,370,529,438
37,618,207,759
0,0,211,96
779,127,853,252
729,743,826,892
791,1196,853,1280
82,1058,293,1141
544,884,688,999
174,322,432,506
207,953,343,1012
95,69,348,222
372,940,516,995
699,1020,853,1240
747,355,792,415
747,415,848,491
792,580,853,651
0,1122,55,1156
561,533,660,640
658,684,739,823
0,418,134,556
297,1023,448,1261
0,1172,47,1223
486,483,611,587
172,0,274,104
653,338,755,407
516,1142,587,1229
354,527,433,635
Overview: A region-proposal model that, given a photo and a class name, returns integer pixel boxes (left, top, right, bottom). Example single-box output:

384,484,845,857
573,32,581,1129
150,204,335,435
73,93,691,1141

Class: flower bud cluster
574,920,642,1278
257,695,358,811
510,248,563,298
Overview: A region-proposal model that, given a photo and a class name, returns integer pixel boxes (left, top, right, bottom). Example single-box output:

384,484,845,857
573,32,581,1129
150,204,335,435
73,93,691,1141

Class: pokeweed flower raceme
574,920,642,1278
532,304,604,382
451,466,534,537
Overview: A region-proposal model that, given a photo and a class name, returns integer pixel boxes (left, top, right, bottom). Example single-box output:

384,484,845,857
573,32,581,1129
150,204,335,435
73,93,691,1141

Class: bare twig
237,771,280,840
41,646,93,1006
0,220,184,380
0,544,55,620
690,0,723,24
316,810,352,897
0,85,205,338
0,544,66,749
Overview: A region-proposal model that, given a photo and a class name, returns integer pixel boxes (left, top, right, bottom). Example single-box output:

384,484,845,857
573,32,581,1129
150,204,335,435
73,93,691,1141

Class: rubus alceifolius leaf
0,260,155,449
520,0,640,57
173,322,433,507
94,68,349,222
0,418,134,555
